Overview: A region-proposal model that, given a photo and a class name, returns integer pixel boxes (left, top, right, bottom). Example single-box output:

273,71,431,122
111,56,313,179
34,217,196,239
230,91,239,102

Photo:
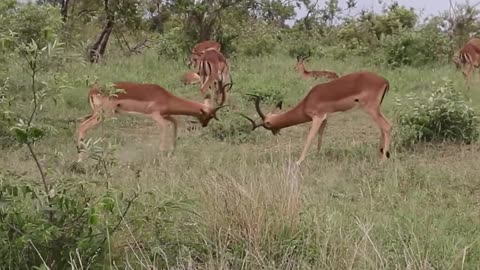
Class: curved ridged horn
212,105,228,120
246,94,265,120
219,82,233,106
239,113,262,130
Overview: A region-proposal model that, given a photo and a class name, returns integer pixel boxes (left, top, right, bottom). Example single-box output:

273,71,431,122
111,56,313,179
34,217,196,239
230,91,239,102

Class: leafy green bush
371,4,417,37
283,29,324,58
0,78,14,147
155,27,189,59
1,3,62,49
236,22,279,57
381,26,451,67
203,111,257,144
0,177,137,269
395,80,479,147
244,88,284,106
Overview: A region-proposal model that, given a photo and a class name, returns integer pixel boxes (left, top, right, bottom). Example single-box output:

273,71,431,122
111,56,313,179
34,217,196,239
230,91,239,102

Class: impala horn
246,94,265,120
212,105,228,120
304,50,312,60
219,82,233,106
239,113,263,130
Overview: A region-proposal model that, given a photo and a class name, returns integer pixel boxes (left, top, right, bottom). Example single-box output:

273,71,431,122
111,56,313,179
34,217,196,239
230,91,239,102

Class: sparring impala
197,49,232,104
77,81,230,161
294,53,339,81
187,40,222,69
241,71,392,165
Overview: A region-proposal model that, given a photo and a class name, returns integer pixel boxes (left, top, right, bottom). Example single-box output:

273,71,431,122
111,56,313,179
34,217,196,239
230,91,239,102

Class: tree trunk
61,0,70,22
87,0,114,63
88,19,114,63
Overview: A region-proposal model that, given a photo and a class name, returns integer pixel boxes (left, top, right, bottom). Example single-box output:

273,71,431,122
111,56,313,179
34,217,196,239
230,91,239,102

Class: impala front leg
77,113,102,162
297,114,327,165
151,112,169,152
200,75,215,96
463,63,474,89
164,115,178,151
366,109,392,161
316,119,328,156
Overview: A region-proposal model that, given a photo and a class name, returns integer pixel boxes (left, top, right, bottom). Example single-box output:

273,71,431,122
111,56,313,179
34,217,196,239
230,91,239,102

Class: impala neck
270,103,309,129
298,64,311,76
167,96,205,116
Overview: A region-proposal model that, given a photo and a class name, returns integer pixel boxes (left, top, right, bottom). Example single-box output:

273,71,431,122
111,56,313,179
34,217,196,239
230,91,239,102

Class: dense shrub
372,4,417,37
203,110,257,144
244,87,284,105
381,26,451,67
236,22,280,57
155,26,189,59
0,78,14,148
0,178,123,269
284,29,325,58
395,80,479,147
1,3,62,48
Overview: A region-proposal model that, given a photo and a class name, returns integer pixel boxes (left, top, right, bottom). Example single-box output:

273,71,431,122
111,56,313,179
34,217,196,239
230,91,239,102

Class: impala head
240,94,283,135
187,52,203,69
294,52,311,71
197,83,232,126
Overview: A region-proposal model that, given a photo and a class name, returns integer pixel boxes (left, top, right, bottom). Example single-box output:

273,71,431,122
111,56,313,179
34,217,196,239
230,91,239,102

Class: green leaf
11,127,28,144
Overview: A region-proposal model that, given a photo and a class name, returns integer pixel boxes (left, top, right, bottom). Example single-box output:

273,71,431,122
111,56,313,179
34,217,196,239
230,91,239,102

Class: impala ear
275,100,283,110
271,100,282,114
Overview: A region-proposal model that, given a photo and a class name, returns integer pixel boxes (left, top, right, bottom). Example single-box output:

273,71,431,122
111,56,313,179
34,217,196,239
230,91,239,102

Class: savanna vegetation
1,0,480,269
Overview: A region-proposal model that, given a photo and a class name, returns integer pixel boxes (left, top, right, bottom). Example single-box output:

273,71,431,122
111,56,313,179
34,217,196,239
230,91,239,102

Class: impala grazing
197,49,232,104
77,82,230,160
188,40,222,69
241,71,392,165
455,38,480,86
181,71,201,86
294,54,339,81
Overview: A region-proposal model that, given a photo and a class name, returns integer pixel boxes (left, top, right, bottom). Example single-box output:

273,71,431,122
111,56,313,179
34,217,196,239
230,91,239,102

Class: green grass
3,51,480,269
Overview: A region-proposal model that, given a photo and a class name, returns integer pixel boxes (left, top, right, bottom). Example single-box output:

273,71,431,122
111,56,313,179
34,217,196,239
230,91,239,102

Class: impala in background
294,53,339,81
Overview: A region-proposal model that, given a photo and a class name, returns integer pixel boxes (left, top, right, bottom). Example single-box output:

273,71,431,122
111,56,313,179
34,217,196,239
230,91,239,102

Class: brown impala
197,49,232,104
454,38,480,87
77,82,230,160
241,71,392,165
187,40,222,69
294,53,339,81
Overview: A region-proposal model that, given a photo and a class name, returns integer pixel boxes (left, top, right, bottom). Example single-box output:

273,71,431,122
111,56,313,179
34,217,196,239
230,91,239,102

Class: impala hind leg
463,63,474,89
366,109,392,161
316,119,328,156
151,113,169,152
297,114,327,165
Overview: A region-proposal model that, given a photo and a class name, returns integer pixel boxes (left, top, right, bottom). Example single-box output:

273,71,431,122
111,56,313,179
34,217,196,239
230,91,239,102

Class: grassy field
3,52,480,269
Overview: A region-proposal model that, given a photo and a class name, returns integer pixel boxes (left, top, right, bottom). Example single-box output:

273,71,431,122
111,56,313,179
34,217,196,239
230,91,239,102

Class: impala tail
380,82,389,105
